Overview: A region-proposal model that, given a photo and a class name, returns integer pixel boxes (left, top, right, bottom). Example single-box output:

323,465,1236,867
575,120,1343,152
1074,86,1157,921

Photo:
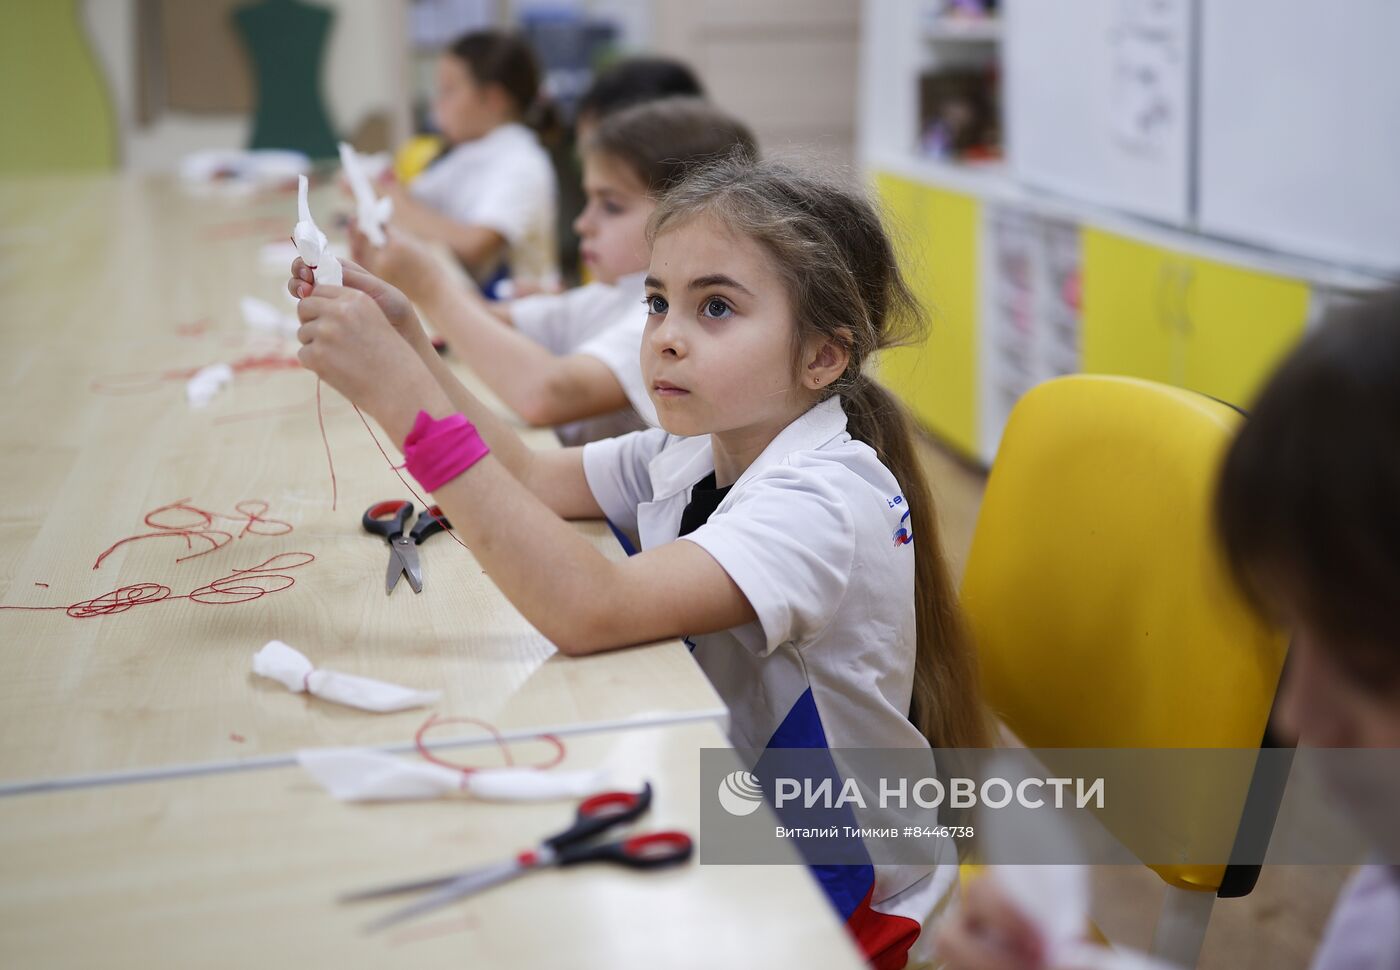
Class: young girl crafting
291,157,990,966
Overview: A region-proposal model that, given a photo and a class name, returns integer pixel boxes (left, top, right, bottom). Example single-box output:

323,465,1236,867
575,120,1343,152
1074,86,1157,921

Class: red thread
92,499,292,570
317,379,338,511
302,669,314,693
354,406,469,551
413,713,566,774
175,317,214,338
33,583,48,588
1,552,315,620
229,733,246,743
90,354,302,396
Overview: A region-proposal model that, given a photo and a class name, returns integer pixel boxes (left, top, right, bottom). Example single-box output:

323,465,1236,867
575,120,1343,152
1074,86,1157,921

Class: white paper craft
972,753,1180,970
186,362,233,408
252,640,439,713
291,175,343,287
338,141,394,247
240,295,298,336
296,747,608,803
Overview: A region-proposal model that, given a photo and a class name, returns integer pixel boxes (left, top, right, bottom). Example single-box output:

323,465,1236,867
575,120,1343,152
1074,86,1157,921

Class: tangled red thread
66,583,172,618
92,499,293,570
413,713,566,774
3,552,314,620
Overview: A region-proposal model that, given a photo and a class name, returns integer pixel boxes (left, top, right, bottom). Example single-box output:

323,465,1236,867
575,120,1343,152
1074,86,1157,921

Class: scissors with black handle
362,500,451,595
341,782,692,931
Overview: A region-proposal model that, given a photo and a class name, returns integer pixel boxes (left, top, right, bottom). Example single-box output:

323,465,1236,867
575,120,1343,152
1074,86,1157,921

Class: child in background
573,56,705,142
348,99,756,446
936,290,1400,970
385,30,557,286
291,157,990,966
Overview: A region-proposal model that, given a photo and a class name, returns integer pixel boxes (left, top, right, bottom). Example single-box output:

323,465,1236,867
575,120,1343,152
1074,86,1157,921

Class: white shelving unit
859,0,1396,465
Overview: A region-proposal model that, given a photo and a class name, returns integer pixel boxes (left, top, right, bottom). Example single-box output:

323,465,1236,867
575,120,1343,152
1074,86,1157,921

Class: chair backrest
960,375,1288,890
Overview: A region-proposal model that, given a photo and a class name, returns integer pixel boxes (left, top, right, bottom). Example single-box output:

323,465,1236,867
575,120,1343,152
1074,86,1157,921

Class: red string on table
92,498,293,570
0,551,314,620
413,713,566,774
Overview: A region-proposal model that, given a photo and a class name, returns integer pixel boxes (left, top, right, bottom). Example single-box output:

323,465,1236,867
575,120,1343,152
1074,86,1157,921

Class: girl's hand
294,285,441,442
346,223,443,305
936,876,1047,970
289,257,428,349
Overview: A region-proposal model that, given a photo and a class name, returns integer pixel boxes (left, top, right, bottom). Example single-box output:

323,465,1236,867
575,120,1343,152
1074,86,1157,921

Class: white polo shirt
581,395,957,948
409,123,558,283
509,270,655,446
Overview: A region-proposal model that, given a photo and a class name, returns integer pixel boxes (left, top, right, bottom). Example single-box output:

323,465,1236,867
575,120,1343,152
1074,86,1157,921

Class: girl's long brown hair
650,158,993,749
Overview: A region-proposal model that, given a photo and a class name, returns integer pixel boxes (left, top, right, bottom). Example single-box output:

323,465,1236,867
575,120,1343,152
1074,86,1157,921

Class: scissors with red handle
341,782,692,931
362,500,451,595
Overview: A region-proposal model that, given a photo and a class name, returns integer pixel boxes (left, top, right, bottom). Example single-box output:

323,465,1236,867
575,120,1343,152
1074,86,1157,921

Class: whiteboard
1198,0,1400,274
1004,0,1194,224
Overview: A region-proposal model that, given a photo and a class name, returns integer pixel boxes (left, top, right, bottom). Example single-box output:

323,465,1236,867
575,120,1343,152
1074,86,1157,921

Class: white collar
648,396,850,502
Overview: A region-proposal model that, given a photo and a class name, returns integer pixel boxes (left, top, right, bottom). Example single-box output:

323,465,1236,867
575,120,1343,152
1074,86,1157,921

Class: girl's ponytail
842,377,993,750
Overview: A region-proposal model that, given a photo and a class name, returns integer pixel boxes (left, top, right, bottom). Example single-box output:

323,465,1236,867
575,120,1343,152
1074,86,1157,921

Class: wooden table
0,173,860,969
0,720,863,969
0,175,724,788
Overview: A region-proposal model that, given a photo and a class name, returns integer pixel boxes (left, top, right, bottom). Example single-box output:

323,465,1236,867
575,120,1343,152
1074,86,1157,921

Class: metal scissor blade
384,538,415,595
339,866,480,903
363,859,527,933
396,539,423,593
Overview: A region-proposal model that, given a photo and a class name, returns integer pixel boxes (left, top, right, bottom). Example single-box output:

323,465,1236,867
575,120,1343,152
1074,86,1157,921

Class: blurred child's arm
348,224,511,324
415,270,631,426
384,186,507,278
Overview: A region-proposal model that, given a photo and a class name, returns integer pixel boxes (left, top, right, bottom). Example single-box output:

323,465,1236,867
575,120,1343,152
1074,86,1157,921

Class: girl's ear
804,328,852,391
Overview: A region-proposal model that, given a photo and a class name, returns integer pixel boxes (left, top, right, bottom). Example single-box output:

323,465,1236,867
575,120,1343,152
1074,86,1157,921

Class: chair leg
1149,885,1215,968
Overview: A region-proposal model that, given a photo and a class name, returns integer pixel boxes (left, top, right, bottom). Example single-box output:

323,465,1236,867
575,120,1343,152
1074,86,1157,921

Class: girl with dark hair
385,30,557,285
290,157,991,966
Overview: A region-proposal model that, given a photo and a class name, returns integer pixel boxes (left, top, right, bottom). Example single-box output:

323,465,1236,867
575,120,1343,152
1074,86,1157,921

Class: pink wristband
402,411,490,491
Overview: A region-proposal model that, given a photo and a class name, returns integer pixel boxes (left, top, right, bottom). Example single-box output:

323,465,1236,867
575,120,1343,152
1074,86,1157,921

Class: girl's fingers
291,257,314,283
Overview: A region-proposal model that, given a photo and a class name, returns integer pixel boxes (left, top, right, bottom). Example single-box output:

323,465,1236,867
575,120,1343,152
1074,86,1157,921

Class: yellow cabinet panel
873,173,980,456
1080,229,1181,386
1184,258,1310,409
1082,229,1309,409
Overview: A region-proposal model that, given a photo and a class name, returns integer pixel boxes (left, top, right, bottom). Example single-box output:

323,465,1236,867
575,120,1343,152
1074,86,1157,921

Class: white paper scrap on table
252,640,439,713
297,747,608,803
291,174,343,287
240,295,298,336
186,362,233,408
338,141,394,247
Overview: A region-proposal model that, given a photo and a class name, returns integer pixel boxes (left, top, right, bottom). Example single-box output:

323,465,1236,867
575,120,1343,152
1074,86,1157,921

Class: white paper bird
292,174,342,287
338,141,394,247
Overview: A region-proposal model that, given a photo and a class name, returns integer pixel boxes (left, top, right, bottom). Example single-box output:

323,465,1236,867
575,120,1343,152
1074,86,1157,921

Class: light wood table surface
0,175,724,788
0,720,864,969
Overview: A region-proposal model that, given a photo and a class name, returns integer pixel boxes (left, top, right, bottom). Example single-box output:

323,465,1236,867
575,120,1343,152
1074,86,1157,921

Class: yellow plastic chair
960,375,1289,968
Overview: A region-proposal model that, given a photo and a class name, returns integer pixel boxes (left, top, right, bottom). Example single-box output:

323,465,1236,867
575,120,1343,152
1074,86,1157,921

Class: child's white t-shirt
510,270,656,445
580,395,957,948
409,123,558,283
